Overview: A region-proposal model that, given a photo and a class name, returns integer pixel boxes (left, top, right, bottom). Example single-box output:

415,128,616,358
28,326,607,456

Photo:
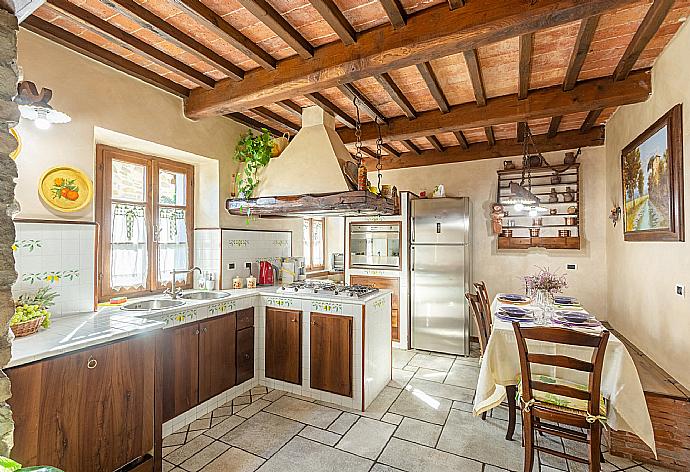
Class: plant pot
271,133,290,158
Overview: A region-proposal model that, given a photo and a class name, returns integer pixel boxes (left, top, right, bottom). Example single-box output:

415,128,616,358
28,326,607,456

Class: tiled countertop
8,287,391,368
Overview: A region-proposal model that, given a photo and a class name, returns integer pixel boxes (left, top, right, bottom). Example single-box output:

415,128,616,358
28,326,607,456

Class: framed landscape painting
621,104,684,242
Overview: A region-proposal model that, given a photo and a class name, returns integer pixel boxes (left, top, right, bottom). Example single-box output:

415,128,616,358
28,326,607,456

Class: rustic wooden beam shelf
498,236,581,250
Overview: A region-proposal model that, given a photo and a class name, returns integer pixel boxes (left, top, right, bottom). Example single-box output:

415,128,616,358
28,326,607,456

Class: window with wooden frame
303,218,325,272
96,145,194,301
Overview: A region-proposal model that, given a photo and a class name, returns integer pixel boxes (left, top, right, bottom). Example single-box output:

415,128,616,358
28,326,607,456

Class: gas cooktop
276,281,379,299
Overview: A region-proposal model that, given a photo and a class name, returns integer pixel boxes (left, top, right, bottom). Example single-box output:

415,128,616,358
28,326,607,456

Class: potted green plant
0,456,63,472
234,129,273,199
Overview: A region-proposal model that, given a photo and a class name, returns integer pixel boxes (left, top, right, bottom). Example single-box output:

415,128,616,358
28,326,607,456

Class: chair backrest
473,281,492,330
512,323,609,417
466,292,490,355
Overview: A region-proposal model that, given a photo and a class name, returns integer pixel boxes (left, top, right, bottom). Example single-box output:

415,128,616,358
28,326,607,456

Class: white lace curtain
111,203,147,290
158,207,188,284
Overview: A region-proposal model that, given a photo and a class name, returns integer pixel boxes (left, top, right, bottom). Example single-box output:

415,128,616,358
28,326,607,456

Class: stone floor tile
389,368,415,389
436,408,524,471
236,398,271,419
173,424,189,434
162,445,180,457
371,464,404,472
407,378,475,403
602,452,639,469
453,355,481,367
210,417,224,427
286,393,317,402
336,417,396,459
412,368,448,383
298,425,341,446
178,440,229,472
203,447,265,472
407,354,454,372
212,405,233,417
315,399,362,414
220,411,303,458
393,417,442,447
251,386,269,395
256,436,373,472
262,389,286,402
264,395,340,428
388,388,451,425
443,363,480,390
378,437,482,472
381,412,403,425
204,415,245,439
361,386,401,420
392,349,417,369
162,432,186,447
162,460,175,472
188,418,211,431
233,404,248,414
327,411,359,434
451,400,474,413
186,429,205,441
233,395,251,406
165,434,214,465
402,366,419,372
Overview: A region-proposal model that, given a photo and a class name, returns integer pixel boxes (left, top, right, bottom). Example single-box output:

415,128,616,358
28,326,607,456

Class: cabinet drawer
236,308,254,330
236,326,254,384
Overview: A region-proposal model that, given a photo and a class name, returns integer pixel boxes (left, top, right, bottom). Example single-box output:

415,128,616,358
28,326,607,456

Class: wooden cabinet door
310,313,353,397
236,326,254,384
199,312,237,403
351,274,400,341
265,307,302,384
8,335,155,472
162,323,200,422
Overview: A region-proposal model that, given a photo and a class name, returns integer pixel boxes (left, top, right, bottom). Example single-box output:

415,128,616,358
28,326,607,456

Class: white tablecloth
473,294,656,456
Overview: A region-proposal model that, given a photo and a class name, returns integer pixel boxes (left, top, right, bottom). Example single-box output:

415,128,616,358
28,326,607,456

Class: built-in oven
349,222,401,269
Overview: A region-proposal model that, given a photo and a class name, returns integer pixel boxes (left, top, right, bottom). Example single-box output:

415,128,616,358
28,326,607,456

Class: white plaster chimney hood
227,106,395,217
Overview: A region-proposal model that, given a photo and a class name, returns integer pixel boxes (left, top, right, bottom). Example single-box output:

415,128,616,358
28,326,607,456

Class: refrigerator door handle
411,216,415,244
410,246,415,271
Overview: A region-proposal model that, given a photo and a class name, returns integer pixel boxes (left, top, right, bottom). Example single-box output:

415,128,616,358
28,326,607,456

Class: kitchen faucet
164,266,202,299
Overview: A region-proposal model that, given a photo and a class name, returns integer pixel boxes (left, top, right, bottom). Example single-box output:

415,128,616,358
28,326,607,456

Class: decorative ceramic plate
9,128,21,159
498,294,530,304
38,166,93,212
500,306,531,317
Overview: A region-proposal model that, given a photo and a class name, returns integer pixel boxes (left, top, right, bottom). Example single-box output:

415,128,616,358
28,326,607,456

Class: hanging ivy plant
234,129,273,199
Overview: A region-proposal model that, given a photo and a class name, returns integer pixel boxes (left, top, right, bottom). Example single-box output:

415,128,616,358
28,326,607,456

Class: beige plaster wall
382,147,608,317
604,21,690,389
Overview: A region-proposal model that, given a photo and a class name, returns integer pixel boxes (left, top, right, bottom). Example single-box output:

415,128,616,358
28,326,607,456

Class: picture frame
621,104,684,242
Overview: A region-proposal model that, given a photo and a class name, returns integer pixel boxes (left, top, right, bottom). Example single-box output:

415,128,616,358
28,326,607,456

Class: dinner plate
500,306,531,317
554,296,578,305
495,311,534,323
556,311,591,322
498,294,530,304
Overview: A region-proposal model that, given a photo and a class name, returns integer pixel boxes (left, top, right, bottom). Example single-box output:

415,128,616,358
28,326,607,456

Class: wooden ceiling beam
613,0,675,81
517,121,527,142
365,127,605,171
401,140,421,155
448,0,465,9
580,108,603,132
453,130,469,149
338,69,651,146
485,126,496,146
276,100,303,118
22,16,190,97
308,0,357,45
251,106,300,133
463,49,487,106
417,62,450,113
304,92,356,128
170,0,276,70
186,0,643,117
382,143,401,157
547,116,562,138
563,15,600,91
104,0,244,80
518,33,533,100
375,73,416,119
427,135,444,152
47,0,215,89
361,147,379,159
237,0,314,59
379,0,406,29
226,113,282,137
337,83,387,123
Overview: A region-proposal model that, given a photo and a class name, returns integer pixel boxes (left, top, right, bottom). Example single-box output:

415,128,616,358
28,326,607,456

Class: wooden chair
512,323,610,472
466,291,492,421
473,281,492,331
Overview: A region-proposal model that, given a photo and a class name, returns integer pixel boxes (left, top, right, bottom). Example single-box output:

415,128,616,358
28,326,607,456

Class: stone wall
0,8,18,457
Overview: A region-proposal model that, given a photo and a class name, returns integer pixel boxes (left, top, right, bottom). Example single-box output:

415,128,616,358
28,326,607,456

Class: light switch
228,263,235,270
676,284,685,298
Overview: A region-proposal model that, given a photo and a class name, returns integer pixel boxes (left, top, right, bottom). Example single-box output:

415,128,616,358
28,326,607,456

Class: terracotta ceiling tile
402,0,444,15
33,5,61,23
78,29,111,47
410,136,431,150
524,117,550,137
559,111,589,132
530,22,578,90
264,103,301,125
477,38,519,99
462,127,487,144
493,123,518,141
335,0,388,31
434,132,456,149
388,65,438,113
140,0,182,21
201,0,243,17
430,53,475,107
351,76,405,119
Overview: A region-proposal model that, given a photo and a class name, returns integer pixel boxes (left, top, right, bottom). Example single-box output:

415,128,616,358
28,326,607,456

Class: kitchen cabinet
310,312,353,397
350,274,400,341
199,313,236,403
7,334,157,472
162,322,200,422
265,307,302,384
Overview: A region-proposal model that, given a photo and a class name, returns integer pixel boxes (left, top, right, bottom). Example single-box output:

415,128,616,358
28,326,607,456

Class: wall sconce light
14,81,71,130
609,206,622,227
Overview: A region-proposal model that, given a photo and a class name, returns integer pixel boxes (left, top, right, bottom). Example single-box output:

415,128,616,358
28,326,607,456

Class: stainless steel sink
121,299,186,311
180,291,231,300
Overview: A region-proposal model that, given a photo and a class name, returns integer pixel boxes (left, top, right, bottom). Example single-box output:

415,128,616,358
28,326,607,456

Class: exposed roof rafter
417,61,450,113
379,0,406,29
376,73,417,119
305,92,356,128
308,0,357,45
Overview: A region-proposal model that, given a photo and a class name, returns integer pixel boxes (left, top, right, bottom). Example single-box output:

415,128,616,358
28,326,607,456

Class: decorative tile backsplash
12,221,96,317
194,229,221,290
220,229,292,289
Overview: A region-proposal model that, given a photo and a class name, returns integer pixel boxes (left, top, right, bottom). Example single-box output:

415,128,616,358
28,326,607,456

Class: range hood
227,106,395,217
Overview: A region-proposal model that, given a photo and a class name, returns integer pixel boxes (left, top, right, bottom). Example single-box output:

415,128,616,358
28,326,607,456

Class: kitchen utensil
548,188,559,203
232,276,243,289
503,160,515,170
558,230,571,237
551,174,561,184
529,228,540,237
564,216,578,226
564,186,575,202
258,260,274,285
246,274,256,289
533,217,542,226
564,151,578,165
567,206,578,214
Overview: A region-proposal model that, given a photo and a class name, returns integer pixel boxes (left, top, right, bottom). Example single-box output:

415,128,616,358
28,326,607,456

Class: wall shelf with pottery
38,166,93,213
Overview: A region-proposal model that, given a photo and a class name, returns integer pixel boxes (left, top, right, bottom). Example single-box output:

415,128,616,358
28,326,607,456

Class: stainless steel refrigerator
410,197,471,356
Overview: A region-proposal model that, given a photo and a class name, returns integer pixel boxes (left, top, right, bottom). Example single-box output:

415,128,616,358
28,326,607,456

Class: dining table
473,293,657,457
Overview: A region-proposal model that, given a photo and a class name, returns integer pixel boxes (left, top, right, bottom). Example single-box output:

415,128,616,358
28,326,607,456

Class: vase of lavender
523,267,568,307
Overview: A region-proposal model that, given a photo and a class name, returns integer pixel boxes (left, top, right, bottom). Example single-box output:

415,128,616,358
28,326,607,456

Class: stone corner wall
0,7,19,458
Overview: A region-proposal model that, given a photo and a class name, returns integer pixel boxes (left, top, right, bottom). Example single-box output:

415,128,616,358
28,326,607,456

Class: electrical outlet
566,263,577,270
245,262,252,269
228,263,235,270
676,284,685,298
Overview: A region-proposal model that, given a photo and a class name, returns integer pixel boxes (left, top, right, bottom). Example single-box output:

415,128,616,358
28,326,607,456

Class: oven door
349,223,401,269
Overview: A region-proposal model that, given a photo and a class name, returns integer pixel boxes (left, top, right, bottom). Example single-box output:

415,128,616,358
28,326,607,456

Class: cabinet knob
244,353,250,360
195,329,200,335
290,318,298,323
311,321,318,326
87,356,97,369
203,327,208,333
